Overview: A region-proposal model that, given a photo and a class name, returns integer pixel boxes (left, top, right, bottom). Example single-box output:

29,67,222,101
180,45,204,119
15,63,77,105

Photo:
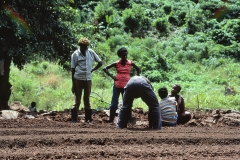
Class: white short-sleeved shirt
71,48,101,80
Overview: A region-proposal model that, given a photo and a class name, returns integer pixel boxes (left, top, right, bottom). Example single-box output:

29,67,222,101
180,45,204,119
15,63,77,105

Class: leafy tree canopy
0,0,77,69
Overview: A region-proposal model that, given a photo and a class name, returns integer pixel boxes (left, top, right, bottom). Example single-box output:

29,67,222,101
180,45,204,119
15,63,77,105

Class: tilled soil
0,105,240,160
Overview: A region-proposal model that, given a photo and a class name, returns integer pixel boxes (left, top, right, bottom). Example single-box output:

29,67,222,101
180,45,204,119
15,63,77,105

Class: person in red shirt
103,47,141,123
169,84,191,124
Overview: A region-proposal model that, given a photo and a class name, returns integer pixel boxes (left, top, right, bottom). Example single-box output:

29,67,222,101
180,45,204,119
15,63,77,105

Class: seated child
158,87,178,127
169,84,191,124
29,102,37,112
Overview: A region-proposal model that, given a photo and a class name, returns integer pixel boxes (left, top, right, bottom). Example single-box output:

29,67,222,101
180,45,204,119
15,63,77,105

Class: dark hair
117,47,128,57
31,102,36,107
158,87,168,99
174,84,181,92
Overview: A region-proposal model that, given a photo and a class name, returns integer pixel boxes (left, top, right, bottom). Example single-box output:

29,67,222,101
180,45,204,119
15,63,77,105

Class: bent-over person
117,76,161,129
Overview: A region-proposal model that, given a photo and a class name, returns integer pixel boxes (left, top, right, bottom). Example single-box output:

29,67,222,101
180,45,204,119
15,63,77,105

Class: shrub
168,15,178,26
204,19,220,31
105,27,124,37
122,4,146,35
114,0,130,9
219,43,240,60
95,42,111,64
106,35,128,51
201,57,226,68
187,20,199,34
176,50,185,63
144,70,163,82
127,48,150,65
142,37,158,50
185,50,199,62
200,3,222,14
153,18,169,34
224,19,240,42
177,11,186,26
31,61,39,66
163,5,172,14
94,0,115,27
41,61,49,70
210,29,235,46
126,39,152,61
137,53,170,82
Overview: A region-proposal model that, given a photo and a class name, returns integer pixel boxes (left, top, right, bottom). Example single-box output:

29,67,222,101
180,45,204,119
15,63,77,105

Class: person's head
158,87,168,99
171,84,181,95
78,37,90,50
31,102,36,107
117,47,128,60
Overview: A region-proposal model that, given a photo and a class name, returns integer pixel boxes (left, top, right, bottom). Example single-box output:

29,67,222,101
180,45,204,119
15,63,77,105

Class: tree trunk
0,57,12,110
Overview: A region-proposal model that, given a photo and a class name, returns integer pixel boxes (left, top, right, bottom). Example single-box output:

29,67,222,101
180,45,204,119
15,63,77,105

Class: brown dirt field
0,104,240,160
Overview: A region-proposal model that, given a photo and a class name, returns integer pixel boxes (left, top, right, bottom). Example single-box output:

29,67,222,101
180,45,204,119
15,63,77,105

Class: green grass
9,59,240,112
155,61,240,111
9,61,73,111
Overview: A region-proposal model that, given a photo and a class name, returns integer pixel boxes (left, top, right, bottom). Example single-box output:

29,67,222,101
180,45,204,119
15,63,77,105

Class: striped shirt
159,97,178,125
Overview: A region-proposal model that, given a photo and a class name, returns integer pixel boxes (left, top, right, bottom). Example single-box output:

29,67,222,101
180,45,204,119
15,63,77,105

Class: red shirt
115,59,133,88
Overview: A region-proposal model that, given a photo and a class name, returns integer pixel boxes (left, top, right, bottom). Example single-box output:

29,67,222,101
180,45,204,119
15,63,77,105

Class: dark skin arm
178,95,185,116
102,62,117,80
91,61,103,73
71,68,76,94
132,62,141,75
103,61,141,80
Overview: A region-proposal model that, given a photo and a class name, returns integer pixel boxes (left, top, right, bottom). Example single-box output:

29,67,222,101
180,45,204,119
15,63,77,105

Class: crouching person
158,87,178,127
117,76,162,129
169,84,191,125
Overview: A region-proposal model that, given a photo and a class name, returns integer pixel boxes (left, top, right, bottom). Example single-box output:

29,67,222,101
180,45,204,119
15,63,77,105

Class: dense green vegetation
2,0,240,111
9,57,240,111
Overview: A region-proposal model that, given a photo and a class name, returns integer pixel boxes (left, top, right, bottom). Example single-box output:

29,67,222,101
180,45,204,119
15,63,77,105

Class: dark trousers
117,77,162,129
177,112,191,124
74,79,92,110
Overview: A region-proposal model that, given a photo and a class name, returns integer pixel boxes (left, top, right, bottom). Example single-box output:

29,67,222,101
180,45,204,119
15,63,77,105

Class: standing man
71,37,102,123
117,76,162,129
